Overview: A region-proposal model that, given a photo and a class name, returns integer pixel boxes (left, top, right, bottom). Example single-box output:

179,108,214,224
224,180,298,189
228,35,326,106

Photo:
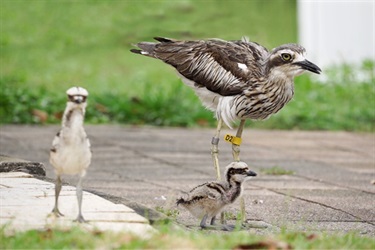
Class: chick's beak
247,170,257,177
294,60,322,74
73,96,85,104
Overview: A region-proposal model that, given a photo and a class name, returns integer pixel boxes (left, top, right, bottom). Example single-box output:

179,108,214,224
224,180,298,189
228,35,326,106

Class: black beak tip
295,60,322,75
314,67,322,75
248,170,257,177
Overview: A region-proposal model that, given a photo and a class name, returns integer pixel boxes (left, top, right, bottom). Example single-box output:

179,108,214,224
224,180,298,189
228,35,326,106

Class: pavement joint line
87,145,206,193
318,140,373,158
250,183,375,227
97,173,187,193
91,139,212,177
284,220,375,222
294,174,375,195
117,143,211,177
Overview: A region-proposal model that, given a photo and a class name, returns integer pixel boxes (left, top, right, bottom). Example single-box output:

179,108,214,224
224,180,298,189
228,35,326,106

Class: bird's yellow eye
281,53,292,61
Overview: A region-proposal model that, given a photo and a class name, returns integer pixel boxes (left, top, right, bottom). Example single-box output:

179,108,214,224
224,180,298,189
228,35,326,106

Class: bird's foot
221,223,249,231
74,214,87,223
200,224,237,231
200,224,218,231
51,207,64,217
222,224,236,231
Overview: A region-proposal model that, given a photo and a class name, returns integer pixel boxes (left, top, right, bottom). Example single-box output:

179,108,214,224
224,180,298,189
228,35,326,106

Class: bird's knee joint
211,137,220,146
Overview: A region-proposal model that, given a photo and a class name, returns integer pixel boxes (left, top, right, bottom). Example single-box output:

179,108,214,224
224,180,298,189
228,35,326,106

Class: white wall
297,0,375,69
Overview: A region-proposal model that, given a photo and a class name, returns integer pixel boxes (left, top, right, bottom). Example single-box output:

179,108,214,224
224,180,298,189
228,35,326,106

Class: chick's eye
281,53,292,61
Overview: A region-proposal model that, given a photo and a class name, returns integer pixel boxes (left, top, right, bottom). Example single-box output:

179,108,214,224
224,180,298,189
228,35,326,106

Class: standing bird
131,37,321,179
177,161,257,231
50,86,91,223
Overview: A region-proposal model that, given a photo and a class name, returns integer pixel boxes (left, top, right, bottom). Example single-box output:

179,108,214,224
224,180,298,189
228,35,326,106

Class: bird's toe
51,208,64,217
222,224,236,231
74,214,87,223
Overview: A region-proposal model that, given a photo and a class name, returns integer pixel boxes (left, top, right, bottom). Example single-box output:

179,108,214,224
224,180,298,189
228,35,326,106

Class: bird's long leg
211,118,223,181
200,214,209,229
74,176,86,223
210,215,216,225
211,119,226,224
232,119,246,161
232,119,247,223
52,175,64,217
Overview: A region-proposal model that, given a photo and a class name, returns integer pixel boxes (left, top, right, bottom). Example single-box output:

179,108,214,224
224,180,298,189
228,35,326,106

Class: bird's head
225,161,257,184
66,86,89,105
267,44,321,78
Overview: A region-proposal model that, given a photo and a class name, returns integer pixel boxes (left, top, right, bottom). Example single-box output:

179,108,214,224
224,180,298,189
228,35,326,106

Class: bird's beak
247,170,257,177
72,96,85,104
293,60,322,74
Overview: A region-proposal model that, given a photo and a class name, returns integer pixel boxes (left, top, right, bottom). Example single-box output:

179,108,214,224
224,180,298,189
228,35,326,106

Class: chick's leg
200,214,209,229
52,175,64,217
74,176,86,223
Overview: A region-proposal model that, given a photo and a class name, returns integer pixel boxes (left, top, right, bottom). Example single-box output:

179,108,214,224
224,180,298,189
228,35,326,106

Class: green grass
155,206,180,219
1,0,374,131
261,166,295,175
1,225,374,249
0,0,296,93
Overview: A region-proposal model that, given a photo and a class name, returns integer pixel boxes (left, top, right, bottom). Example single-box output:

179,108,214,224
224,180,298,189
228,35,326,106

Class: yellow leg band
224,134,242,146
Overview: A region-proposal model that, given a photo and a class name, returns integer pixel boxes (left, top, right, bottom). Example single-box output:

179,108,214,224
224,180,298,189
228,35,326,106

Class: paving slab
0,171,155,237
0,125,374,236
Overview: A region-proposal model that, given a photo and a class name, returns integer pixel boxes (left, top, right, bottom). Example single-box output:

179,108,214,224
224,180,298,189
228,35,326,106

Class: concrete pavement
0,125,374,235
0,169,156,237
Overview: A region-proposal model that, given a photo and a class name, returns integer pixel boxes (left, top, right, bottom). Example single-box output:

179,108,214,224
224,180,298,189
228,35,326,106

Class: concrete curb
0,158,157,237
0,155,46,176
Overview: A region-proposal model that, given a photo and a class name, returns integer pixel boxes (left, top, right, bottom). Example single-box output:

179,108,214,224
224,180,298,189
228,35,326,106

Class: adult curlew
131,36,321,179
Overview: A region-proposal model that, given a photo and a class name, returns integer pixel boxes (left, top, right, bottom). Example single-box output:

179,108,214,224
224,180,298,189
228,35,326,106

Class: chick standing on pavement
177,161,257,231
50,86,91,223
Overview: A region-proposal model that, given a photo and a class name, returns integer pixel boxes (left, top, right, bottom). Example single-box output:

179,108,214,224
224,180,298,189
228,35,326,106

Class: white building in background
297,0,374,69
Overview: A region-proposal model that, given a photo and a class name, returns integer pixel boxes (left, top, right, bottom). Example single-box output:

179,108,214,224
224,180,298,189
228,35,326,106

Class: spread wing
133,37,269,96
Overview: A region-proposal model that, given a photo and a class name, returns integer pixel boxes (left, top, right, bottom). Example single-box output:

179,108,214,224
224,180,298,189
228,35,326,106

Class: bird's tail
130,42,156,57
130,37,175,57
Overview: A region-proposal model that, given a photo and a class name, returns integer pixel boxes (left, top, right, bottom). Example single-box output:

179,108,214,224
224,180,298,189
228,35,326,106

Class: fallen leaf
53,111,63,120
305,233,318,241
95,103,109,113
32,109,48,123
233,240,292,250
196,119,209,126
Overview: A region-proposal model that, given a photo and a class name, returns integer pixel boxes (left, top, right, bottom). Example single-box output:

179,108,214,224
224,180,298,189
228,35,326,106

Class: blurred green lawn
1,0,374,131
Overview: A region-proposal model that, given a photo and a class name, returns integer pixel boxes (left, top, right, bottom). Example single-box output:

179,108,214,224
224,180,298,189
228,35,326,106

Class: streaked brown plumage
130,36,321,176
131,36,320,223
177,161,257,230
131,37,320,127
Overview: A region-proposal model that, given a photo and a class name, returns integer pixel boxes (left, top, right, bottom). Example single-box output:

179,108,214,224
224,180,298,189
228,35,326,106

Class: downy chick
177,161,256,230
50,86,91,223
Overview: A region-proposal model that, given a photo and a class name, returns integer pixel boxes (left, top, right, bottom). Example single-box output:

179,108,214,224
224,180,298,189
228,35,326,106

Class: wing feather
150,38,269,96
